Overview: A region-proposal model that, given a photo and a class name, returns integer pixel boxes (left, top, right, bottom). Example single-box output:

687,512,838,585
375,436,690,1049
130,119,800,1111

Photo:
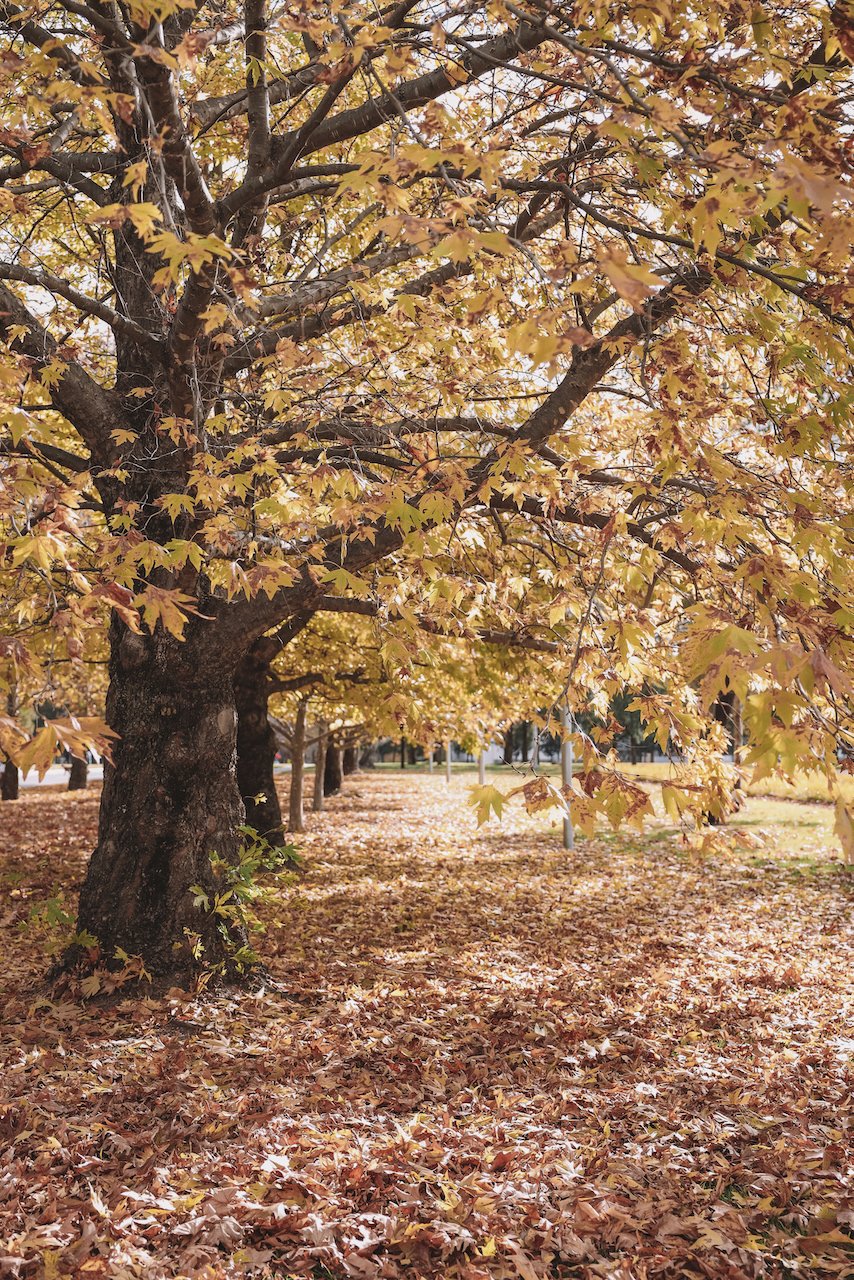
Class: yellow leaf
834,799,854,863
599,249,665,312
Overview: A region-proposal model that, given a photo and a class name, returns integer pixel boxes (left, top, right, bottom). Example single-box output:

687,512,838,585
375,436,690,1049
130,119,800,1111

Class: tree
0,0,852,978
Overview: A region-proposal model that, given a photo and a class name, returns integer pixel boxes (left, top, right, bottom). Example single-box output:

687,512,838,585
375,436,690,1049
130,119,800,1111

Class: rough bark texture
72,620,248,979
1,758,19,801
288,700,307,833
68,755,88,791
342,744,357,775
234,647,283,844
324,741,343,796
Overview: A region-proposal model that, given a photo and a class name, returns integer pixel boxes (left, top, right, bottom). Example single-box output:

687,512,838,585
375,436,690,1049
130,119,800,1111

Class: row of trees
1,0,852,982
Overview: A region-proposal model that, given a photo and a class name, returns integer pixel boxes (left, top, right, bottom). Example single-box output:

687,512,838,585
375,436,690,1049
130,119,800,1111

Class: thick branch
0,282,126,466
0,263,164,353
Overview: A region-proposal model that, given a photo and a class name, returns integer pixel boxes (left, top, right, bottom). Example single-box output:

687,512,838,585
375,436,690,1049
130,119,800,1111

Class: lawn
384,759,854,806
0,772,851,1278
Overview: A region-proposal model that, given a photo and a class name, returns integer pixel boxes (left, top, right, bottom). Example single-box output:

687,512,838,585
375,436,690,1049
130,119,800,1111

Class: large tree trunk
68,755,88,791
71,620,248,981
288,699,307,833
502,727,514,765
324,740,342,796
1,757,19,801
234,646,283,844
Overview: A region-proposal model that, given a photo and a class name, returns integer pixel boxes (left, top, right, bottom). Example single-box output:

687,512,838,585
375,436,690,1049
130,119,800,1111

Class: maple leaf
598,250,665,312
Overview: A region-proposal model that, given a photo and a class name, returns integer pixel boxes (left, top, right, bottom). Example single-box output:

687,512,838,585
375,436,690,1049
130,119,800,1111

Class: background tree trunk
502,727,514,765
68,755,88,791
234,646,283,844
313,722,327,812
342,744,357,775
288,699,307,833
2,687,19,800
1,757,19,801
324,741,343,796
71,620,248,980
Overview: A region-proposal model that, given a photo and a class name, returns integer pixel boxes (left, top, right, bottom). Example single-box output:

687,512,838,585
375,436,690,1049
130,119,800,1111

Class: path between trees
0,772,850,1278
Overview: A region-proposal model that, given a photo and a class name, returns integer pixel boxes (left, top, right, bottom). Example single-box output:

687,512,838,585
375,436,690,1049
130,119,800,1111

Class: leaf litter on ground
0,773,851,1279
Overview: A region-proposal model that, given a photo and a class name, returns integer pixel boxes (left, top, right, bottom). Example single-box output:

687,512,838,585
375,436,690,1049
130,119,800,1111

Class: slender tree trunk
68,755,88,791
288,699,307,833
313,722,327,812
2,687,19,800
1,757,19,801
70,620,248,980
400,735,406,768
342,744,357,775
324,740,342,795
732,696,743,766
234,646,283,844
502,727,514,765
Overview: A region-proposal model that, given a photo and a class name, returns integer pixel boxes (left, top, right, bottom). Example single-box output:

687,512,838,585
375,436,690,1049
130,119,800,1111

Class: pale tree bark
288,698,307,833
313,721,327,812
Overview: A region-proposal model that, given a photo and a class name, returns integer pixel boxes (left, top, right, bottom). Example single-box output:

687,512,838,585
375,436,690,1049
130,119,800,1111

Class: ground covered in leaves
0,773,852,1279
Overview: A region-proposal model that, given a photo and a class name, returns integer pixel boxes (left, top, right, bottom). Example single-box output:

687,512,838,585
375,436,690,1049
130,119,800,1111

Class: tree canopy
0,0,852,974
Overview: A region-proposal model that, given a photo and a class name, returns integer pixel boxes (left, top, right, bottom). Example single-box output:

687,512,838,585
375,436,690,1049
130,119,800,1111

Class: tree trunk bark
502,727,514,765
400,735,406,768
342,744,357,775
68,755,89,791
70,620,248,981
1,757,19,801
2,687,19,800
234,647,283,844
288,699,307,833
313,722,327,811
324,740,342,796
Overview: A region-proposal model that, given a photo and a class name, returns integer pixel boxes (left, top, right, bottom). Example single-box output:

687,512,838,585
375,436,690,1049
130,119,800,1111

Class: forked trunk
68,755,88,791
72,620,248,980
1,757,19,801
234,650,283,844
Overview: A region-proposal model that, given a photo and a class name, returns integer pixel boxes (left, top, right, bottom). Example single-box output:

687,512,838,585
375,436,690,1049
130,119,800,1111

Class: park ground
0,771,851,1279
